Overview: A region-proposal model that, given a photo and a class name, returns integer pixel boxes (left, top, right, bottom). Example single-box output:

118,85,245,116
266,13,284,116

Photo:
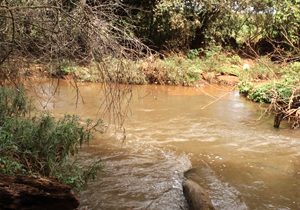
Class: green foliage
61,66,75,74
0,86,33,118
201,45,227,73
278,62,300,80
239,57,278,81
290,62,300,73
198,44,242,77
236,81,254,94
187,49,200,59
126,0,235,49
187,72,201,81
0,86,105,193
247,84,274,103
273,0,300,42
246,79,297,103
123,0,300,53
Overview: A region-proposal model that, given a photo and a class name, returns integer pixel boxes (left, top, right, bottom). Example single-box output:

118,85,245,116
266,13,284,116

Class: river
37,80,300,210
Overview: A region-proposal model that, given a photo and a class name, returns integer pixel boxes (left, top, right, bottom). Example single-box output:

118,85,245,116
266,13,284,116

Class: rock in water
182,170,215,210
0,174,80,210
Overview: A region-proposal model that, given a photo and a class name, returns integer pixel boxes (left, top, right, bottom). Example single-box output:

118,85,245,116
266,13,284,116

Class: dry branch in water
198,86,236,110
272,85,300,128
0,0,150,128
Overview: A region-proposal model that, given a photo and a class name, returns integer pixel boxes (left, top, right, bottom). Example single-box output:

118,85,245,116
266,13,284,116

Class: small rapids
41,81,300,210
77,141,191,210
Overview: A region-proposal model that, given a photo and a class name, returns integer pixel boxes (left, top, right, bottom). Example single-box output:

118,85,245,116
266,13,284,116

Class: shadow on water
39,80,300,210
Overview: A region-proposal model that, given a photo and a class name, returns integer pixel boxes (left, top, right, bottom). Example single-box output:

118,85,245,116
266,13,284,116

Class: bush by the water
0,86,105,193
238,78,298,103
237,60,300,104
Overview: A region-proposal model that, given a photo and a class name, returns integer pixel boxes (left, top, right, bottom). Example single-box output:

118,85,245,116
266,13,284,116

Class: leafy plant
187,49,200,59
0,86,106,193
247,79,296,103
187,72,200,81
290,62,300,72
247,84,274,103
237,81,254,94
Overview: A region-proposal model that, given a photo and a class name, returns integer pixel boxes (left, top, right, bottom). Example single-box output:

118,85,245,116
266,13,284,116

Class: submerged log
0,174,80,210
183,169,215,210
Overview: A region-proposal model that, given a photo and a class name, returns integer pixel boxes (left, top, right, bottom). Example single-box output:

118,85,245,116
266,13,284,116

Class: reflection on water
39,80,300,210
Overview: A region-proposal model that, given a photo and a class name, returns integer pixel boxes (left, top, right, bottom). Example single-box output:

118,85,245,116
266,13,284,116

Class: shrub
246,79,296,103
187,49,200,59
0,86,105,193
236,81,254,94
136,56,202,86
287,62,300,73
279,62,300,80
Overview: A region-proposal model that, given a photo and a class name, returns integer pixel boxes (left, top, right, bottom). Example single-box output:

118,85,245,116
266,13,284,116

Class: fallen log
183,169,215,210
0,174,80,210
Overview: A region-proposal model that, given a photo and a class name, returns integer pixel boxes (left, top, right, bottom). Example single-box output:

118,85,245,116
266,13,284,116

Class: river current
37,80,300,210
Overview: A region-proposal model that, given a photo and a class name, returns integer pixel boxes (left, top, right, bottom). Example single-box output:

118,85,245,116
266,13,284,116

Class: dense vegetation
122,0,300,53
0,86,105,193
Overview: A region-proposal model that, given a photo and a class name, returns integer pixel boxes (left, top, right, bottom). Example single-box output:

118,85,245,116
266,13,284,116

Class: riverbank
22,53,290,88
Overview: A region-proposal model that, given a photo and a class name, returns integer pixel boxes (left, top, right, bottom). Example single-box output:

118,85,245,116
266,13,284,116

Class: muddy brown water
34,80,300,210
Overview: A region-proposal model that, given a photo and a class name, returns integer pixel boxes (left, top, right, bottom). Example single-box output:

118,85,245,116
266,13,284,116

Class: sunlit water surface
35,81,300,210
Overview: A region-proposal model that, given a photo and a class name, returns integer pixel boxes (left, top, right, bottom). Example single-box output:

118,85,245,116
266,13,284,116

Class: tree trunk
0,174,80,210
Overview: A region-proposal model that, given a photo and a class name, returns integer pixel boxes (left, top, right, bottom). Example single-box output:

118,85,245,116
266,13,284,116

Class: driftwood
0,174,80,210
183,169,215,210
